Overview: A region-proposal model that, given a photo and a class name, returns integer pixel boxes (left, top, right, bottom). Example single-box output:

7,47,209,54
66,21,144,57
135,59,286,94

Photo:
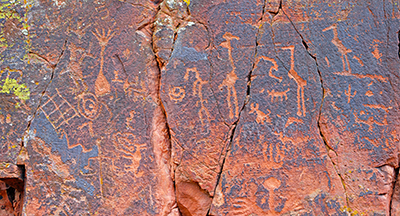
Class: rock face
0,0,399,215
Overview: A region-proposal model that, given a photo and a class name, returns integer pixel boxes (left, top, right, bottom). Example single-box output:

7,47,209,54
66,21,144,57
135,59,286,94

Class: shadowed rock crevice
280,5,352,210
176,179,212,216
390,166,400,215
151,1,181,215
398,30,400,59
22,38,68,149
2,0,400,214
0,164,25,215
268,2,289,74
201,21,231,127
206,0,267,214
153,0,190,68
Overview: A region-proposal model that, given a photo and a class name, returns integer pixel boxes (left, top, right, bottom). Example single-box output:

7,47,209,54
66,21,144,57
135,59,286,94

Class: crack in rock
150,1,181,215
398,30,400,59
22,38,68,148
390,166,400,216
206,0,267,214
392,30,400,215
280,3,352,210
152,0,190,68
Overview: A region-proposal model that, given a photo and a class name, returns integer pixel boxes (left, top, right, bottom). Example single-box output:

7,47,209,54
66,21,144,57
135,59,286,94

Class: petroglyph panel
20,0,165,215
209,9,347,215
206,0,264,124
279,0,400,214
159,4,266,212
1,0,400,215
161,22,229,197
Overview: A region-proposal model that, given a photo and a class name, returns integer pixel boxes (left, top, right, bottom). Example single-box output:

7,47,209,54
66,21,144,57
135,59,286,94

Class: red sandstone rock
0,0,400,215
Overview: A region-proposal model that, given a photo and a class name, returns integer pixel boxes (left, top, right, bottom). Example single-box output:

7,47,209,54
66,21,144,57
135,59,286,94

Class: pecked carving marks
218,32,241,120
93,28,115,97
280,45,307,117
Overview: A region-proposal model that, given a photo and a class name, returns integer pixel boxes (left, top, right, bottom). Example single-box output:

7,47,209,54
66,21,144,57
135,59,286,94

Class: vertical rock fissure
151,40,179,216
398,29,400,59
388,29,400,216
206,1,267,214
201,21,231,127
150,1,180,215
268,1,289,73
390,167,399,216
22,38,68,148
281,8,351,209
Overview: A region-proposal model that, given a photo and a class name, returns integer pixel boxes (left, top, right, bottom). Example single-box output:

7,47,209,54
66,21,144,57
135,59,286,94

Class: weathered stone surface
208,9,346,215
280,1,400,214
1,0,400,215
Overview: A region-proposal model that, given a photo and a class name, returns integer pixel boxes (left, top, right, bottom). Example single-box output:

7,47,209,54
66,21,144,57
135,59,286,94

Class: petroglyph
267,89,289,102
3,0,400,215
323,24,352,73
61,42,95,91
40,88,80,130
93,28,115,97
169,86,185,103
262,177,281,211
280,46,307,117
323,24,388,82
344,84,356,103
255,55,281,82
249,103,271,124
273,131,306,147
231,177,281,215
95,4,111,22
364,104,392,112
77,92,101,120
77,121,94,137
371,40,382,63
112,70,124,83
68,19,92,40
62,129,95,153
112,132,147,174
231,197,270,215
263,140,285,169
285,117,304,128
219,32,240,120
353,111,388,131
353,55,364,66
185,67,210,133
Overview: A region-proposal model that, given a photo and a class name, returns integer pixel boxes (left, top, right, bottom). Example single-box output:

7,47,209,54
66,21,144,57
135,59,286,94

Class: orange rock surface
0,0,400,215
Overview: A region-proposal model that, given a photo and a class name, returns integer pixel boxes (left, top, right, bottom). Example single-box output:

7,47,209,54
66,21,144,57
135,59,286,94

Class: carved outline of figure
219,32,240,120
267,89,290,102
280,46,307,117
62,42,95,91
255,55,281,82
323,24,352,73
92,28,115,96
184,67,210,134
231,177,282,215
323,24,387,82
344,83,356,103
249,103,271,124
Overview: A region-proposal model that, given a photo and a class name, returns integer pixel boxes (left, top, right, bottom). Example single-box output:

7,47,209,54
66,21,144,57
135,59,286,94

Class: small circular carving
169,86,185,103
78,93,100,120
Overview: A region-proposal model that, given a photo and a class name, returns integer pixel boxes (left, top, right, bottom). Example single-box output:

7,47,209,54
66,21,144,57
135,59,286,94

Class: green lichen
0,77,30,101
0,0,32,56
